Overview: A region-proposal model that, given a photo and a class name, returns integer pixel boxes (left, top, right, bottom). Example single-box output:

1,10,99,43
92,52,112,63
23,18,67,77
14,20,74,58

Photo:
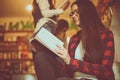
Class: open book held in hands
29,19,64,57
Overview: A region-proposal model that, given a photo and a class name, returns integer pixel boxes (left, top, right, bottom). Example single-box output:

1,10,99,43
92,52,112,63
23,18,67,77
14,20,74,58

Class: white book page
34,27,64,56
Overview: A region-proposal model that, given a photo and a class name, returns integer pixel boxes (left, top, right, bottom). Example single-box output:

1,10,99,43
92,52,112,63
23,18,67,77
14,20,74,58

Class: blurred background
0,0,120,80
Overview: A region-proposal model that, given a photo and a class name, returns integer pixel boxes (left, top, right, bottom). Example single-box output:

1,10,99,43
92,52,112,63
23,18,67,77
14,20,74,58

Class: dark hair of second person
56,19,69,49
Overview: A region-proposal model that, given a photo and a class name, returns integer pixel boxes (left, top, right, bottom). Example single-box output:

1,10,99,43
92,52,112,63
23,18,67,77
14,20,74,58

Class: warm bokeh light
26,4,33,12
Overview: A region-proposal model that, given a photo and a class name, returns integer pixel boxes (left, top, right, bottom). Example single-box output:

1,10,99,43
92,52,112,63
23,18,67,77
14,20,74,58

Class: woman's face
70,4,80,26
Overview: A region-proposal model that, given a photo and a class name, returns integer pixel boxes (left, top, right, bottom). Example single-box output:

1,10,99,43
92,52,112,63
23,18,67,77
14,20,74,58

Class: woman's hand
55,44,71,64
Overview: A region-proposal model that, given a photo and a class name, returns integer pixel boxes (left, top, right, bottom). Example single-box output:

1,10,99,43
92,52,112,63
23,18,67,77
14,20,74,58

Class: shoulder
100,29,114,40
70,30,81,42
101,29,113,35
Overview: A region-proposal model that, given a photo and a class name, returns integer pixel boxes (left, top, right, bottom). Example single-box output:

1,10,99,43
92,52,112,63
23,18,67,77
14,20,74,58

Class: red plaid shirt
67,29,115,80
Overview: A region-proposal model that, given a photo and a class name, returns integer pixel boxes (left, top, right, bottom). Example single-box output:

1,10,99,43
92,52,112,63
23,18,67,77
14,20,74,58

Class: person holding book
31,0,70,80
32,0,70,27
55,0,115,80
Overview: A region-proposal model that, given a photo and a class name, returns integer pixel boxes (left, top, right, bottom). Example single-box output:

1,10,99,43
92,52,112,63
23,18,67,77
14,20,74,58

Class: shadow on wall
110,0,120,62
110,1,120,80
113,62,120,80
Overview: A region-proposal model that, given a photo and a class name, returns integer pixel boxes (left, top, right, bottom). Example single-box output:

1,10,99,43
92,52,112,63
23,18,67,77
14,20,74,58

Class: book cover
30,27,64,57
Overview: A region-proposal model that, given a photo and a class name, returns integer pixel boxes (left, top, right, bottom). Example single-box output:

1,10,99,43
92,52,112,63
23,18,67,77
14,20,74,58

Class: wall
110,1,120,62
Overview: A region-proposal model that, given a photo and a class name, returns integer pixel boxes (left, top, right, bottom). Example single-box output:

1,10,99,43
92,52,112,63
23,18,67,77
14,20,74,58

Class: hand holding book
55,44,71,64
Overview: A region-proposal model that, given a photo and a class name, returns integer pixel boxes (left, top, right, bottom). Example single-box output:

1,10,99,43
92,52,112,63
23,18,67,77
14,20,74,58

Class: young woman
56,0,115,80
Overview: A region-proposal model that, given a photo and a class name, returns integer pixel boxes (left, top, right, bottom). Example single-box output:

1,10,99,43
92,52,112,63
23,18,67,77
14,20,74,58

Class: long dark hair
56,19,69,33
71,0,106,63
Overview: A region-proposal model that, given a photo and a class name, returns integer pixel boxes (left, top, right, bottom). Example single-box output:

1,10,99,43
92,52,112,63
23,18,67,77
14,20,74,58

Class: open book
29,27,64,56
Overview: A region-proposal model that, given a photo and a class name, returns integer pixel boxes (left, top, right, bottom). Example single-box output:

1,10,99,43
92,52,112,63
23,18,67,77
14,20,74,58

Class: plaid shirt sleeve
68,30,115,79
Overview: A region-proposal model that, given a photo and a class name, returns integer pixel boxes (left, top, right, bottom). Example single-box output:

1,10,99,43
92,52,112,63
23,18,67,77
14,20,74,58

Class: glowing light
26,4,33,12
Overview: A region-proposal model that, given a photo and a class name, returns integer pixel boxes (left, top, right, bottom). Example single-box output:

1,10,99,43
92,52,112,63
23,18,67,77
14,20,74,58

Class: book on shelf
12,62,22,74
29,27,64,57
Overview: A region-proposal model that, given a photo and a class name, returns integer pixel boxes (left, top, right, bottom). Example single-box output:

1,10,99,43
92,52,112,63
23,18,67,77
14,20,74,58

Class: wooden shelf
5,30,33,33
0,59,33,61
0,30,35,75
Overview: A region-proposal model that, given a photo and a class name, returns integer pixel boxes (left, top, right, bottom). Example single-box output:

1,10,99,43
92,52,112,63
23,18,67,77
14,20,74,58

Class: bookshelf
0,26,35,80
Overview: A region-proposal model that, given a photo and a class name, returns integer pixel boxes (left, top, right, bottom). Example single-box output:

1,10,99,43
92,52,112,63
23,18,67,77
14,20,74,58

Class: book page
34,27,64,56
